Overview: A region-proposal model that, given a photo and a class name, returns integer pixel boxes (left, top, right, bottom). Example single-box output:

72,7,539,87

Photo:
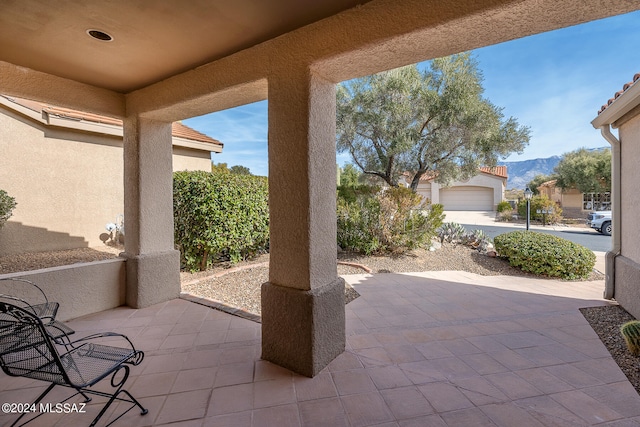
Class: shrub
517,195,562,224
173,171,269,272
0,189,16,229
496,201,512,213
494,231,595,280
461,229,492,252
337,184,379,204
437,223,493,252
496,209,514,222
337,187,444,255
437,222,466,243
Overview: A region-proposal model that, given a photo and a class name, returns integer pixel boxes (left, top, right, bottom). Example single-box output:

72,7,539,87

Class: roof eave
173,137,222,153
592,82,640,129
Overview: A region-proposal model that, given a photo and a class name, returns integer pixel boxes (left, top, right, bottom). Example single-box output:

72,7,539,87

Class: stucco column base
123,250,180,308
261,277,346,377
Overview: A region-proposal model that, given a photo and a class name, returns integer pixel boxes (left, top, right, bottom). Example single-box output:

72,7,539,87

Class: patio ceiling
0,0,371,93
3,1,639,107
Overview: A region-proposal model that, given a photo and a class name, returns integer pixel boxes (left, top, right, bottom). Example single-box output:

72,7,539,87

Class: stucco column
122,116,180,308
261,68,345,377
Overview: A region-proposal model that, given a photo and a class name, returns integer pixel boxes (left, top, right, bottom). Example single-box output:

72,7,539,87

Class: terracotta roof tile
598,72,640,115
171,121,221,146
479,165,507,178
2,95,222,148
414,166,507,182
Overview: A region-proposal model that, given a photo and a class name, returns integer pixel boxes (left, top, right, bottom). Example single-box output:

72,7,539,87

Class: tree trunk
409,171,426,193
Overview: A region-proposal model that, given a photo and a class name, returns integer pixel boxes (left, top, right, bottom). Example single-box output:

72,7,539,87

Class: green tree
336,53,530,192
230,165,251,175
555,148,611,194
527,174,556,195
211,162,229,173
339,163,362,187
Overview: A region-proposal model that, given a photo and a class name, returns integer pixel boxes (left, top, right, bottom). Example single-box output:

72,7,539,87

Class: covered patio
1,272,637,426
3,2,640,422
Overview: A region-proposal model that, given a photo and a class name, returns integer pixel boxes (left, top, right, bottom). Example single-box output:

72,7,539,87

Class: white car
587,211,612,236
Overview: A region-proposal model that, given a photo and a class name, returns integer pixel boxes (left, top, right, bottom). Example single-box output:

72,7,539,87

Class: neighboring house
405,166,507,211
592,72,640,318
0,95,223,255
536,179,610,218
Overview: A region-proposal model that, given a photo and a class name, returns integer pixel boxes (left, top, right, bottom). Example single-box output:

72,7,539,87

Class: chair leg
88,364,148,427
11,383,56,427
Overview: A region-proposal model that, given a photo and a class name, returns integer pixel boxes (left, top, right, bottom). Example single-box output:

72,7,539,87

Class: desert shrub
337,187,444,255
337,184,379,204
438,223,493,252
496,201,512,213
437,222,467,243
517,195,562,224
0,189,16,229
173,170,269,272
461,229,492,252
494,231,595,280
496,209,514,222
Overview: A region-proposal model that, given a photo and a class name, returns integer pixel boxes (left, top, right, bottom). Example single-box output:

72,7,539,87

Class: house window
583,192,611,211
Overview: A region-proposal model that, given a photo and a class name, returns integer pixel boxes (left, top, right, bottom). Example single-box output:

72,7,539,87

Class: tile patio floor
2,271,640,426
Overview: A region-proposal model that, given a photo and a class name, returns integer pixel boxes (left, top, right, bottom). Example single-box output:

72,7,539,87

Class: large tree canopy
336,53,530,191
555,148,611,193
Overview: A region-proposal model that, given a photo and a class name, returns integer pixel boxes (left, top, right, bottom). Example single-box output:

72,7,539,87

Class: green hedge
494,231,595,280
173,171,269,271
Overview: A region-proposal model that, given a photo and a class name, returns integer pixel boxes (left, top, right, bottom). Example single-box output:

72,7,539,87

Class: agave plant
437,222,467,243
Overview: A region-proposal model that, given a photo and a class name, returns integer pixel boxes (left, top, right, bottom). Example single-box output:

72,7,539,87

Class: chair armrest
67,332,144,365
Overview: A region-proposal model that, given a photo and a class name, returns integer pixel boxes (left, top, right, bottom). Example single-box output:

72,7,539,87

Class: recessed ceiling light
87,29,113,42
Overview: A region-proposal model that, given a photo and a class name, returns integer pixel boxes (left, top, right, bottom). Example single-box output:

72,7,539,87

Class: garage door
440,186,493,211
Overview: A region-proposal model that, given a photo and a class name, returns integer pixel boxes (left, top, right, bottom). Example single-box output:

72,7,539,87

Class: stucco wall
0,107,212,255
173,146,213,171
426,173,505,209
614,112,640,318
0,258,126,321
619,115,640,264
414,183,432,204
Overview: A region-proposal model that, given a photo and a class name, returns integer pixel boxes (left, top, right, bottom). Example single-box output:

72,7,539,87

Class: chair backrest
0,278,58,321
0,301,69,385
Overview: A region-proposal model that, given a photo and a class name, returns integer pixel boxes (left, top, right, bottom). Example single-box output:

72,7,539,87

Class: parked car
587,211,612,236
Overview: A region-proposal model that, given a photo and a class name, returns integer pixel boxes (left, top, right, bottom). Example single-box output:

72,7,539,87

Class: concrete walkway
1,271,636,426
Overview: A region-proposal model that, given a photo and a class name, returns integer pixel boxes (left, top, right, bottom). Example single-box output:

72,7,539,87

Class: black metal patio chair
0,278,75,340
0,301,148,427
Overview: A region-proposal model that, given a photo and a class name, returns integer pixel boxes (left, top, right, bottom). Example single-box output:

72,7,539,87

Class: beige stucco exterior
611,110,640,317
537,182,585,218
413,171,506,211
592,73,640,318
0,100,216,255
2,0,638,376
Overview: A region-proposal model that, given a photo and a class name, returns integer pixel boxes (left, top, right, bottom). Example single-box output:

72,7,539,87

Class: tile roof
479,165,507,179
414,165,507,182
1,95,223,148
598,72,640,115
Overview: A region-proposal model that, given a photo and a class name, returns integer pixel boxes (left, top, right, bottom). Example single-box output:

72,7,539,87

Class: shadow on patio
1,271,639,426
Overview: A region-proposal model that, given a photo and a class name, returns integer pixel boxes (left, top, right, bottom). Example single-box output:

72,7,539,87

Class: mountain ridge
499,147,611,189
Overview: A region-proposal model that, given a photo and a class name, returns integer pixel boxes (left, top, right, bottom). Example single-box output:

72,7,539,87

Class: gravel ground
580,305,640,396
0,246,122,274
181,243,604,316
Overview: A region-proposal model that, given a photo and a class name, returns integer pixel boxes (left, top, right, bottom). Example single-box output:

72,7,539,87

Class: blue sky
184,11,640,177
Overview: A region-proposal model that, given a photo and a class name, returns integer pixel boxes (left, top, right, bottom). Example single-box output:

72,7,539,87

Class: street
458,223,611,253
